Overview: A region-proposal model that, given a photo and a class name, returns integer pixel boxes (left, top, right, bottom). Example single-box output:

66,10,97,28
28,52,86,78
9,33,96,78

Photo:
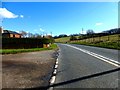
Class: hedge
2,38,52,49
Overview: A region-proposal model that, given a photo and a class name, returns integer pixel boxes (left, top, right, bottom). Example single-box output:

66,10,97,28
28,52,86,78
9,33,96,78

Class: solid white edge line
65,44,120,67
90,51,120,64
88,52,120,67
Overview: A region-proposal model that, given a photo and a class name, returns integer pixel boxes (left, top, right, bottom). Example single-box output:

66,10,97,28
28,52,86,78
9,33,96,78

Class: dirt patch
2,50,57,88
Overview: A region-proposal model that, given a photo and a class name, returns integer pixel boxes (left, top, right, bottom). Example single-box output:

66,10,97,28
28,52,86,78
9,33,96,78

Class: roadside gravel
2,50,57,88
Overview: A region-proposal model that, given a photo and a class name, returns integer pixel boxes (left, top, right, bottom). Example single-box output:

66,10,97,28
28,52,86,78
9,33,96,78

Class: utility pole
51,32,52,37
81,28,84,40
82,28,84,35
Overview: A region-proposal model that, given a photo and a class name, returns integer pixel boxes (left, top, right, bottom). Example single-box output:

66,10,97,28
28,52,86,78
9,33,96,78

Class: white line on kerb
65,44,120,67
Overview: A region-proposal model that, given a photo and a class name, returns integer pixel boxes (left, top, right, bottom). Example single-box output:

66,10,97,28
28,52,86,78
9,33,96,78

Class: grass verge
70,41,120,50
0,43,58,54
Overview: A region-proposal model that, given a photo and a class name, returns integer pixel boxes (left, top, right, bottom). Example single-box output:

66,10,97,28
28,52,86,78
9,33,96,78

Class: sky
0,2,118,36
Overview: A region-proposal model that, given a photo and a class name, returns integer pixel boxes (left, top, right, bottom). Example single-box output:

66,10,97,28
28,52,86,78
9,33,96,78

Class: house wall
0,27,3,34
15,34,21,38
10,34,21,38
10,34,13,37
3,34,21,38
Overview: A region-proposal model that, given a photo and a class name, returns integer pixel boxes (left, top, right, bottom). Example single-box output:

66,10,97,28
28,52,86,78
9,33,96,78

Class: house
0,27,3,34
2,30,22,38
45,35,52,39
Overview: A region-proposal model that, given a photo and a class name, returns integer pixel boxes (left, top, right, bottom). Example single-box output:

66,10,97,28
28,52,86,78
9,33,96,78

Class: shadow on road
2,68,120,90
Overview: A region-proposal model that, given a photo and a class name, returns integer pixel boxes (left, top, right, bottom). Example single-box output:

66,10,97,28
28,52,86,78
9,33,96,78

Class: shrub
2,38,53,49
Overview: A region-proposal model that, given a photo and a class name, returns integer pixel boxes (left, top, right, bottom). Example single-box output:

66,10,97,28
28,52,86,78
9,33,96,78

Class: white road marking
56,58,58,61
56,61,58,64
65,44,120,67
53,69,57,75
48,87,53,90
55,64,58,69
50,76,56,84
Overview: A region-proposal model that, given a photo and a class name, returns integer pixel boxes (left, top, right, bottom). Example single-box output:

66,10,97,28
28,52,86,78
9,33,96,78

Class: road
53,43,119,88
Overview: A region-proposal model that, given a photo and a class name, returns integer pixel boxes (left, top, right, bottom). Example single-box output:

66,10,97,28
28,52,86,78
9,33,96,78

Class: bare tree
20,30,27,38
34,33,42,38
28,32,34,38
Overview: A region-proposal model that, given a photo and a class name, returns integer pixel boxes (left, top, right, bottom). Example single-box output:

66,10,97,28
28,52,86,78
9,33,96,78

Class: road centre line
65,44,120,67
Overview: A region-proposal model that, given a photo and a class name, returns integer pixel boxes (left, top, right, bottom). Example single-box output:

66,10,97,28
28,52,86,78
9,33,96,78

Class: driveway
2,50,57,88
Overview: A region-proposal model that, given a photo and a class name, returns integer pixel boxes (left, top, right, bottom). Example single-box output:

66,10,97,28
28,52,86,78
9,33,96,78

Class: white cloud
20,15,24,18
95,23,103,26
0,8,18,18
39,28,44,32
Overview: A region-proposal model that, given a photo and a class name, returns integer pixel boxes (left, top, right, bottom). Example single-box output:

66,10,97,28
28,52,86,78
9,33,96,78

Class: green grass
55,37,70,43
70,36,120,50
71,41,120,50
0,43,58,54
55,34,120,50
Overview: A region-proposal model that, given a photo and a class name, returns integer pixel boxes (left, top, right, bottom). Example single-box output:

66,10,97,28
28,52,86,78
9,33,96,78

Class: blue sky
1,2,118,36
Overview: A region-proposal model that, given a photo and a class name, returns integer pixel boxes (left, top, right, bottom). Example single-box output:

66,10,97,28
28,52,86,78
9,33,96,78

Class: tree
28,32,34,38
20,30,27,38
58,34,67,38
34,33,42,38
86,29,94,35
70,35,77,41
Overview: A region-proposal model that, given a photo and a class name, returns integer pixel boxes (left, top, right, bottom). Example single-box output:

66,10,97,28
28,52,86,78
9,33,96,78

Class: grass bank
70,41,120,50
55,37,70,43
55,34,120,50
0,43,58,54
69,34,120,50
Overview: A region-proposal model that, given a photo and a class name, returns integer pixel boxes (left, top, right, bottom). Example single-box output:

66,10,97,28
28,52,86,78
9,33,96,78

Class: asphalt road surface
54,43,119,88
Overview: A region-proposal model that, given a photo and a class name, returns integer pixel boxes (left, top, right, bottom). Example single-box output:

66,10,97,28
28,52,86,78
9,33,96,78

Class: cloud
95,23,103,26
20,15,24,18
0,8,18,18
39,28,44,32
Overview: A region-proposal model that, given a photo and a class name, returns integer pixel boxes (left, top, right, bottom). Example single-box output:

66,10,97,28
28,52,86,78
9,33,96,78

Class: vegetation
70,35,77,41
0,43,58,54
54,28,120,49
55,36,70,43
2,38,54,49
70,34,120,50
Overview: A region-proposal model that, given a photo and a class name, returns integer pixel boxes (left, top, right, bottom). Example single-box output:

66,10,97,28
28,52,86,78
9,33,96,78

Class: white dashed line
53,69,57,75
55,64,58,69
50,76,56,84
49,55,59,87
56,61,58,64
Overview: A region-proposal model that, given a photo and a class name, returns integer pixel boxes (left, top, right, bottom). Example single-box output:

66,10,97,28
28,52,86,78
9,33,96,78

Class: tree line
67,28,120,41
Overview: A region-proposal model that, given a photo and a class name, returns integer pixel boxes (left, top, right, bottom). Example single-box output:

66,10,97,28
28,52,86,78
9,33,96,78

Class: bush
70,36,77,41
2,38,53,49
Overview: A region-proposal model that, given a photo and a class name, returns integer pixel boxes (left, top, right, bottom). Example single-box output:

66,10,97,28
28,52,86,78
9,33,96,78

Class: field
55,37,70,43
55,34,120,49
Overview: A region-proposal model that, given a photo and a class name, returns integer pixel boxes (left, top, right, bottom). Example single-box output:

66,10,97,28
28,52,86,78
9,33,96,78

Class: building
0,27,3,34
2,30,22,38
45,35,52,39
